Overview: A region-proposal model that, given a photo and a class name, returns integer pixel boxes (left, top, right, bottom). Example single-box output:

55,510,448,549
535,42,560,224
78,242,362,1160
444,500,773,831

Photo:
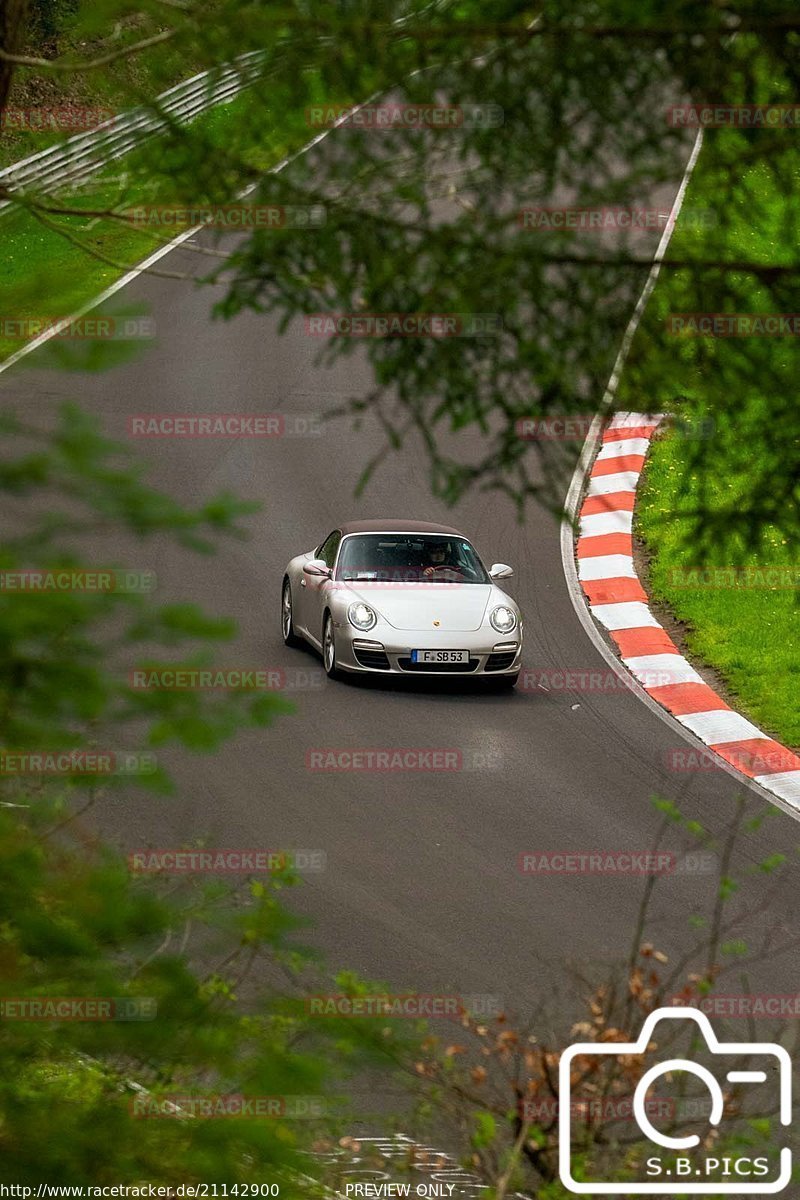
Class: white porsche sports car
281,520,522,685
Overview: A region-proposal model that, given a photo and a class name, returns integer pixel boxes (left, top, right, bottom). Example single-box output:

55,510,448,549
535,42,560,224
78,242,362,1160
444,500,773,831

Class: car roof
338,519,463,537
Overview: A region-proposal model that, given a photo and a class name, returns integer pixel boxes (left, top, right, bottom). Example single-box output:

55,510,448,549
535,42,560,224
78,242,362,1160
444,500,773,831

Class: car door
298,529,340,643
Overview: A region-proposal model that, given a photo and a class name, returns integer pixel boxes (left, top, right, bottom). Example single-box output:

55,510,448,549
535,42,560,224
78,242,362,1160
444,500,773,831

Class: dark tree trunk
0,0,29,114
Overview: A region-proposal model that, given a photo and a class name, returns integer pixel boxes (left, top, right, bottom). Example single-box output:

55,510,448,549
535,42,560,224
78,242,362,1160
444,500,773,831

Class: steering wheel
423,563,464,578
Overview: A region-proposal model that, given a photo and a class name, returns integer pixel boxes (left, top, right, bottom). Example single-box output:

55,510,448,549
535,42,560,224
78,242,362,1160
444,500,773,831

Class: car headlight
348,601,378,631
490,604,517,634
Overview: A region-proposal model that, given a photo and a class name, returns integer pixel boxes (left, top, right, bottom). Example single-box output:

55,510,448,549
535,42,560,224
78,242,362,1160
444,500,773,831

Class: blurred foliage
0,801,425,1186
0,404,420,1184
0,810,313,1185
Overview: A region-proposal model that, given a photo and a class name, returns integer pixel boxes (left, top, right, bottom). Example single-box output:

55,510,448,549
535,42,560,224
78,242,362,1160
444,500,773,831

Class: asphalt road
3,152,799,1034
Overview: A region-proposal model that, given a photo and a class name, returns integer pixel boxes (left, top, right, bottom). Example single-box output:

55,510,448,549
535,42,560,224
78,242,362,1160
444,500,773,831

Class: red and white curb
577,411,800,809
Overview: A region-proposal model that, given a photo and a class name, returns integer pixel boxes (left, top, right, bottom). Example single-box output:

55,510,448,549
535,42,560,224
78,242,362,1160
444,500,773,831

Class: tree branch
0,28,177,72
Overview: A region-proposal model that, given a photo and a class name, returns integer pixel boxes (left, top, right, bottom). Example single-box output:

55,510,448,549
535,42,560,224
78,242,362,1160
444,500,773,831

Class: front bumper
333,623,523,676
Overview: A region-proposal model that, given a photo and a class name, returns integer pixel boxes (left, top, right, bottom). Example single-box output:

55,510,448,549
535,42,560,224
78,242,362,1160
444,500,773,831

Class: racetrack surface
3,145,798,1039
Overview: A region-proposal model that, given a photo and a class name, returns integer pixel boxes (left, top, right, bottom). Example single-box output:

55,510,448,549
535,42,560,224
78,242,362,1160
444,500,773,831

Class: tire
322,613,343,680
281,579,302,647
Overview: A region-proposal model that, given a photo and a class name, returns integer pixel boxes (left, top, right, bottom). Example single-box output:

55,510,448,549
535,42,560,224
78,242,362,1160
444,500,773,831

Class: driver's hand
423,565,438,576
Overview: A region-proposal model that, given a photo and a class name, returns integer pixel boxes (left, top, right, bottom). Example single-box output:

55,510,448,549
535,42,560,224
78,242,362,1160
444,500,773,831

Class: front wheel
281,579,302,647
322,614,343,680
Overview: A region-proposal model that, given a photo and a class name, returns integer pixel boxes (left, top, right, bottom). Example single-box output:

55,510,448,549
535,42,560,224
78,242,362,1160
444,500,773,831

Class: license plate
411,649,469,664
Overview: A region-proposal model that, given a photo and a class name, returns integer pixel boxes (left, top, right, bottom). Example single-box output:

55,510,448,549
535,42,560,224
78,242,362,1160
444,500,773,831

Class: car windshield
336,533,490,584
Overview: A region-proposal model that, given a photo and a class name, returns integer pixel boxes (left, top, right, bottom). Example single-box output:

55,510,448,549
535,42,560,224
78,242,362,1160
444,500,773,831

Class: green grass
618,121,800,748
1,186,161,362
637,440,800,746
0,79,346,363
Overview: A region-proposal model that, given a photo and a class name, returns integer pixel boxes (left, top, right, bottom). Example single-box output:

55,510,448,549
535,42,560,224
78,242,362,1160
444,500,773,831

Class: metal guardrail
0,50,263,217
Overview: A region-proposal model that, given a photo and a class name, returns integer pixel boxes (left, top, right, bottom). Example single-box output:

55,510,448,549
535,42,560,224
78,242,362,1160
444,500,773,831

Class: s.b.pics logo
558,1007,792,1194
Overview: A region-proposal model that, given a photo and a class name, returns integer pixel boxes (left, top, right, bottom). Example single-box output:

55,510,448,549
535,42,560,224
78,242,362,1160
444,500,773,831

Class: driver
422,540,462,577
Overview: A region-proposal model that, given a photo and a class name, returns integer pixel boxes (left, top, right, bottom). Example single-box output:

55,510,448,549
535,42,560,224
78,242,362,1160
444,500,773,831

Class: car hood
342,582,500,632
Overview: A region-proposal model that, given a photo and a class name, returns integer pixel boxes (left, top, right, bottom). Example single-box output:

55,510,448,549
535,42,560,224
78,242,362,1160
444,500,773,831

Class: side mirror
303,558,332,578
489,563,514,580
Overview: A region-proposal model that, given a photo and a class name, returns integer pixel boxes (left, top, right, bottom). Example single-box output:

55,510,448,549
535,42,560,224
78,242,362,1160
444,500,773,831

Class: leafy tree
2,1,798,544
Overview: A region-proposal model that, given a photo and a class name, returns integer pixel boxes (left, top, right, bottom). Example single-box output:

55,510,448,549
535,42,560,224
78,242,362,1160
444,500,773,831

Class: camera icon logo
558,1006,792,1194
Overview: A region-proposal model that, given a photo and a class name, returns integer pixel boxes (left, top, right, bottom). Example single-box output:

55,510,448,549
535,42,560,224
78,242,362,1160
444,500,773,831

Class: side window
317,530,341,568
